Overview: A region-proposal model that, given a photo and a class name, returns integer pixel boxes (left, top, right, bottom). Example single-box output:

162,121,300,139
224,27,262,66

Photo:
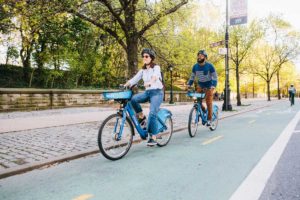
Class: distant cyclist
288,84,296,106
124,48,164,146
186,50,218,127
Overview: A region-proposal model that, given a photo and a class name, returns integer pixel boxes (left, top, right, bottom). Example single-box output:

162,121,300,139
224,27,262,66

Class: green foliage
6,46,19,63
0,1,13,33
0,0,299,96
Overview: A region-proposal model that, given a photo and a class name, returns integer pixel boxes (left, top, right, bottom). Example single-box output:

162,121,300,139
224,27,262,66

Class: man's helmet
197,50,208,58
141,48,156,59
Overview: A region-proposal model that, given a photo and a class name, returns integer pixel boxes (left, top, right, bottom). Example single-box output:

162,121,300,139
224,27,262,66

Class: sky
247,0,300,71
205,0,300,31
204,0,300,70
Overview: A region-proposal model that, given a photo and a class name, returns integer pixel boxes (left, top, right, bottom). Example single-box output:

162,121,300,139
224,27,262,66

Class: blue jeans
130,89,163,135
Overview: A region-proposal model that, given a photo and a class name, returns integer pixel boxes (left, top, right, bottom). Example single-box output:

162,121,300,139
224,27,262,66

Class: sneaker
147,138,157,146
206,120,211,127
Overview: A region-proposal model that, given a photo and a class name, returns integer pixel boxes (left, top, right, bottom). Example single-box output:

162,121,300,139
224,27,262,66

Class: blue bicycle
187,90,219,137
98,87,173,160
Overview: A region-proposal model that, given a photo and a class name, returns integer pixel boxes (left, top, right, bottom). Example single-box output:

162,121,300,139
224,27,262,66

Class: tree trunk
252,76,255,98
124,3,138,78
236,62,241,106
276,70,281,100
20,49,31,84
126,38,138,77
29,68,35,87
5,49,9,65
267,80,271,101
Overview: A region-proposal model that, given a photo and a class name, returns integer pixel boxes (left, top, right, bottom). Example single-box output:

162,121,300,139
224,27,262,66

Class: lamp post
168,65,174,104
222,0,232,111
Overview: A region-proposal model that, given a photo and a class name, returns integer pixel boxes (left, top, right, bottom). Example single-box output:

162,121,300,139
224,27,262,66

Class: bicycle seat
187,91,206,98
103,90,133,100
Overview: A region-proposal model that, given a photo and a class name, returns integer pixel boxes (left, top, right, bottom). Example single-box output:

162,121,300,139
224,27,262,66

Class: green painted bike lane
0,101,299,200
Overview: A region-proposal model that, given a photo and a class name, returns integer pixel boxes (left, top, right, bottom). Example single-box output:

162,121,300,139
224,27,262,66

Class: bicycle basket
187,92,206,98
103,90,132,100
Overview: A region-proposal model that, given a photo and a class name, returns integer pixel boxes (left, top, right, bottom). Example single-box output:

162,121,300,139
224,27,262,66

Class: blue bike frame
117,101,172,140
194,102,218,123
188,91,218,125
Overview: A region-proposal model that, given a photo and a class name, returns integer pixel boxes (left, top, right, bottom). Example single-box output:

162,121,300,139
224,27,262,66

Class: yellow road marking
202,135,223,145
249,120,256,124
72,194,94,200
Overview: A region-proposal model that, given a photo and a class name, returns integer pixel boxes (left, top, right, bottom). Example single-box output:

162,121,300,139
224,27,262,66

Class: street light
222,0,232,111
168,65,174,104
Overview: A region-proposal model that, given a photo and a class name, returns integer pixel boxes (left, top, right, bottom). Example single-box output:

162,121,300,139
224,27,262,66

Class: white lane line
229,110,300,200
294,130,300,133
202,135,223,145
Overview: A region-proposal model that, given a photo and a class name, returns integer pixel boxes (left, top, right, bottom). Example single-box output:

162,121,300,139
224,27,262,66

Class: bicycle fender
213,104,219,113
157,108,172,121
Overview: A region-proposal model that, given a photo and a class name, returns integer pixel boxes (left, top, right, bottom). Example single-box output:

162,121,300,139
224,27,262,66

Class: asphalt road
0,101,299,200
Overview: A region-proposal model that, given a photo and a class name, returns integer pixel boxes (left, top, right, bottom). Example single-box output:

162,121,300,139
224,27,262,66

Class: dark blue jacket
187,62,218,88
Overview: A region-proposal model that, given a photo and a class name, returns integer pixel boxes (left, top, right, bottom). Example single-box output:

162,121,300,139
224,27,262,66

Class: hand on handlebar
185,85,193,91
119,84,129,90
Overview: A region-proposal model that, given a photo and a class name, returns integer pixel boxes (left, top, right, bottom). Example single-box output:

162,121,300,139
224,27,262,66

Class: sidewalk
0,98,281,178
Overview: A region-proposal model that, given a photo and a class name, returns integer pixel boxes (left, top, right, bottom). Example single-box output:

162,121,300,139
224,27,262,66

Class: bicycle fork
112,110,127,141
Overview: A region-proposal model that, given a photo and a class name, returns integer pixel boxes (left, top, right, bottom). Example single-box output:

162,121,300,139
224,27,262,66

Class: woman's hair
142,62,156,69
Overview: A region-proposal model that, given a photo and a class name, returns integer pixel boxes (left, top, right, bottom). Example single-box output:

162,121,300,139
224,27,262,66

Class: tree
265,15,300,99
250,42,281,101
5,46,19,64
0,1,13,34
61,0,188,77
6,0,56,84
229,20,263,105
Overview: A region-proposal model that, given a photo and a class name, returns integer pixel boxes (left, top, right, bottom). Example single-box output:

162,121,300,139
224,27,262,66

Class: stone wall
0,88,192,112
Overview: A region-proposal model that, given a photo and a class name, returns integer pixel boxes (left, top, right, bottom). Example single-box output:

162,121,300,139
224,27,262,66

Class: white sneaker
206,121,211,127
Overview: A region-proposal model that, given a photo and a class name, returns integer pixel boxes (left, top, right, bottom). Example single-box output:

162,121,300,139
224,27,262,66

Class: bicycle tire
188,107,199,137
156,117,173,147
210,110,219,131
98,113,133,160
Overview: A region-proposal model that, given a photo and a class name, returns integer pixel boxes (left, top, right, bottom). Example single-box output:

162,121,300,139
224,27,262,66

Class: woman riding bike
124,48,164,146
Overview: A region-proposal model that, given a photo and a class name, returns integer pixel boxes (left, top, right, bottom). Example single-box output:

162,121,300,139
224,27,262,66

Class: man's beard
197,58,205,64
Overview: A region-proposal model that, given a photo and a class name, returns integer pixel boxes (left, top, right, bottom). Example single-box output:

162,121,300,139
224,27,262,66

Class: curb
0,102,277,179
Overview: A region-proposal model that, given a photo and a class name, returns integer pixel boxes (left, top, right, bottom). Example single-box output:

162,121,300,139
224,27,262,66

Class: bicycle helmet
141,48,156,59
197,50,208,58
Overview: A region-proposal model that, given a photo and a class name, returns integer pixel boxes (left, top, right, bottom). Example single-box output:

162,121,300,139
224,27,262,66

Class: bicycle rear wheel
156,117,173,147
98,113,133,160
188,107,200,137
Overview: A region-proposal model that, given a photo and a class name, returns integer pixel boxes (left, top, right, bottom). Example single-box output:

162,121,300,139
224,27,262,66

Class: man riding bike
186,50,218,127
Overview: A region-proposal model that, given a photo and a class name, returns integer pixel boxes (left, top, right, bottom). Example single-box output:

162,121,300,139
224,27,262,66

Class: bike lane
0,100,299,200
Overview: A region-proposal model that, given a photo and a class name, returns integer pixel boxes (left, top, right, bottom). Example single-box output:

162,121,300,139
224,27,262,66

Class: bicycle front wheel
210,110,219,131
156,117,173,147
98,113,133,160
188,107,199,137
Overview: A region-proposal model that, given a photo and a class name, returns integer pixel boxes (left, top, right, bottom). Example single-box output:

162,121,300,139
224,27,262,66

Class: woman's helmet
141,48,156,59
197,50,208,58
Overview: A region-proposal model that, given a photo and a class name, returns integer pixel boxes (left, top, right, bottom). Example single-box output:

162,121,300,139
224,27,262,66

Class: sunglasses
143,55,150,58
